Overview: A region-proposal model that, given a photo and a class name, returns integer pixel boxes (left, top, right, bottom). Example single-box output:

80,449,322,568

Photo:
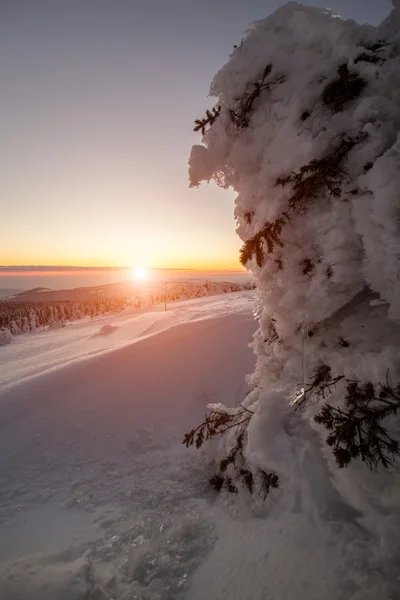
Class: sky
1,0,393,272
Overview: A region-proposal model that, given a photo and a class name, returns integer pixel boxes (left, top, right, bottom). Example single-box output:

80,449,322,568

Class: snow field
0,294,256,600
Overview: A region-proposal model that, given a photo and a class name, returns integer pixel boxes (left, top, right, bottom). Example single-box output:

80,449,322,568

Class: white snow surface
0,291,253,393
0,292,258,600
1,291,400,599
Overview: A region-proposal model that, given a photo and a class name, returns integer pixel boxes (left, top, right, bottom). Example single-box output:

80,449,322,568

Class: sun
131,267,148,281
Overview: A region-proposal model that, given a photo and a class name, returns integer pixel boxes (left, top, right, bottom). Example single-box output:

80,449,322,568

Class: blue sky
1,0,393,270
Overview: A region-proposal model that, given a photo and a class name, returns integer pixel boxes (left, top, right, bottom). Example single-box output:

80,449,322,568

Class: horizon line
0,265,247,274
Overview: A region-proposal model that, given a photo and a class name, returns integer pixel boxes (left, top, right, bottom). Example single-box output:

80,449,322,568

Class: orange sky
1,1,390,274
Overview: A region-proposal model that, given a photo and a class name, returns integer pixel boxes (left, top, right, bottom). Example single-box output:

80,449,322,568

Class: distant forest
0,280,254,337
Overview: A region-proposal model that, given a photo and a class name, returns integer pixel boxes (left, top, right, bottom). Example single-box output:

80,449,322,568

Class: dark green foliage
244,211,254,225
182,407,253,449
315,376,400,469
194,64,285,135
293,363,344,409
211,468,279,497
241,135,365,267
355,40,388,65
184,404,278,499
302,259,314,276
363,40,388,52
275,174,293,187
239,216,287,267
239,469,254,494
226,478,239,493
297,365,400,469
259,470,279,499
194,105,221,136
264,318,281,345
338,337,350,348
307,363,331,390
210,474,238,493
209,474,224,491
229,64,286,129
354,52,384,65
219,432,244,471
240,235,263,268
322,63,367,113
305,363,344,399
287,136,363,205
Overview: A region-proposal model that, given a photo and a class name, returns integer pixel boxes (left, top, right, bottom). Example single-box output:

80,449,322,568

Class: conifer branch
229,64,285,129
194,105,221,135
182,407,252,449
244,211,254,225
263,318,281,345
259,470,279,499
240,135,365,267
362,40,389,53
183,404,278,498
322,63,367,113
315,377,400,469
354,52,385,65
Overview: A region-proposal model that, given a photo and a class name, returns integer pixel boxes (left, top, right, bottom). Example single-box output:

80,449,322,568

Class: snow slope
0,291,254,392
1,291,399,599
0,293,256,600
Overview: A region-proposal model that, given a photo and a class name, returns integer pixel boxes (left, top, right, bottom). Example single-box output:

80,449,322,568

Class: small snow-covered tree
9,320,21,336
29,309,37,332
0,327,12,345
187,1,400,480
21,315,30,333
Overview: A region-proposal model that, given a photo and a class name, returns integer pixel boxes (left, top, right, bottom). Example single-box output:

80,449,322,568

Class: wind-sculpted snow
190,2,400,331
189,1,400,597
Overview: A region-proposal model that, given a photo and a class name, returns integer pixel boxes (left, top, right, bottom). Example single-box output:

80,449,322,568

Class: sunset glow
131,267,148,281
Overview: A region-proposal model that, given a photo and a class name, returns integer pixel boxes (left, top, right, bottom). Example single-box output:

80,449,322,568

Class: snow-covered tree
0,327,12,346
188,1,400,479
29,309,37,332
9,320,21,336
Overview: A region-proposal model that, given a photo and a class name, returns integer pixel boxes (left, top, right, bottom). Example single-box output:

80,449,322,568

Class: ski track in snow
0,291,399,599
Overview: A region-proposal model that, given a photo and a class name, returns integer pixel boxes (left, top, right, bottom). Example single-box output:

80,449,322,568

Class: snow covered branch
188,0,400,484
315,376,400,469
